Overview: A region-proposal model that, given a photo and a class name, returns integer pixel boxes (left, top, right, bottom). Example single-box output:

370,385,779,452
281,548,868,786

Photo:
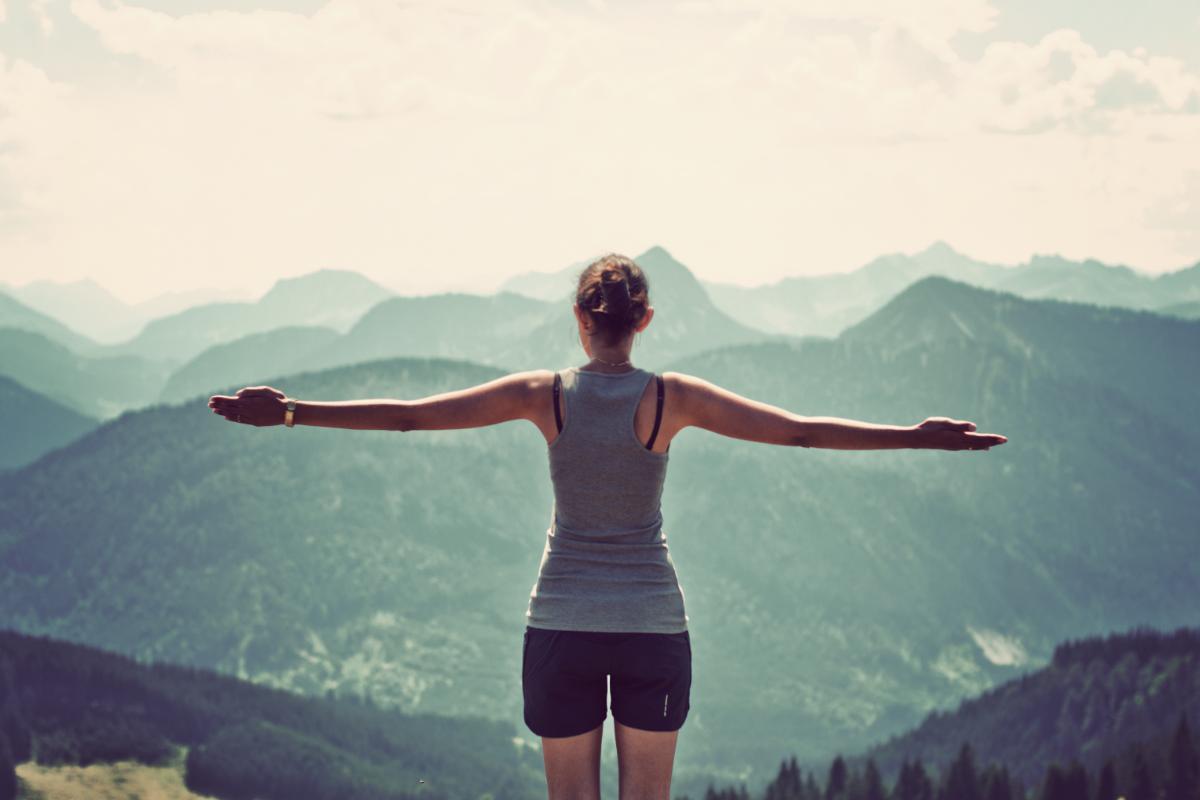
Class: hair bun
599,271,631,316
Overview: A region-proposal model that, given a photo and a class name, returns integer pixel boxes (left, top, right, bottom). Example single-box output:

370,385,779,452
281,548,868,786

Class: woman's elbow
789,418,816,448
389,401,417,432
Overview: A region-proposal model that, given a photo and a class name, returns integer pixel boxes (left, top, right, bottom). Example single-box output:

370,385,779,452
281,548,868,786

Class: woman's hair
575,253,650,347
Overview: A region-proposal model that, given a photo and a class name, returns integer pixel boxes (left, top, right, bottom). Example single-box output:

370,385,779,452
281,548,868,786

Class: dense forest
866,627,1200,784
0,630,543,800
689,717,1199,800
687,628,1200,800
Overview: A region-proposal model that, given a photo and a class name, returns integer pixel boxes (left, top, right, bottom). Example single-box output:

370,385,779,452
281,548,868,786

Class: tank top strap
645,373,664,451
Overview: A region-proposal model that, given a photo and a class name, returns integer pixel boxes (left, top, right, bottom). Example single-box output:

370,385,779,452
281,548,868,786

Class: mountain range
1,272,1196,786
6,242,1197,430
693,241,1200,338
0,277,251,345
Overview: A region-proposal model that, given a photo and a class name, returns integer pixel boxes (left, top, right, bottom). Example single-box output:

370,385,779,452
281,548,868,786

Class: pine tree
893,759,936,800
863,759,886,800
938,743,981,800
786,757,802,799
892,761,912,800
1094,759,1117,800
0,730,16,800
1042,764,1067,800
1166,714,1199,800
911,760,935,800
1063,761,1089,800
1129,748,1155,800
0,660,29,764
767,758,787,800
981,764,1012,800
805,770,822,800
768,755,804,800
827,756,848,800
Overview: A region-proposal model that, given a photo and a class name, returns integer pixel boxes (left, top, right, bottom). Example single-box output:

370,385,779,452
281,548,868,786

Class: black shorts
522,625,692,738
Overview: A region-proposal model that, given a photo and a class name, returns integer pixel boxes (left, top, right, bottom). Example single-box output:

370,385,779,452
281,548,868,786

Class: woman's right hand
914,417,1008,451
208,385,288,427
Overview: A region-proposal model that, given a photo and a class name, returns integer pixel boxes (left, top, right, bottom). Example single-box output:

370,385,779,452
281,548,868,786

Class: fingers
237,386,284,398
964,432,1008,450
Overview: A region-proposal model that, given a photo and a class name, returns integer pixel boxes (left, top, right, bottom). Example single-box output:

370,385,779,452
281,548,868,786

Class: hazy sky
1,0,1198,304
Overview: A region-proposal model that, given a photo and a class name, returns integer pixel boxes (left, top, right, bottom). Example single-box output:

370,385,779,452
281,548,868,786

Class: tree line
687,714,1200,800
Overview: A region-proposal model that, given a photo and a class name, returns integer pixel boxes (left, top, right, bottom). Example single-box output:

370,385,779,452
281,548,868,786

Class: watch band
285,398,296,427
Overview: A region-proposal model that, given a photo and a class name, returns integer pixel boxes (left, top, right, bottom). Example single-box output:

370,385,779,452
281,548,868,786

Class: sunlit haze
1,0,1198,304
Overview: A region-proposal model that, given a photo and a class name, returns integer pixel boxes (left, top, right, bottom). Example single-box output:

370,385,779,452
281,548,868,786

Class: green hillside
158,325,341,403
686,627,1200,800
0,375,98,471
0,629,542,800
867,626,1200,786
0,327,170,419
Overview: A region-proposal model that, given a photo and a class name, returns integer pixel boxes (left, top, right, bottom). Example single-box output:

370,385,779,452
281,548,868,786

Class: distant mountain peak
258,269,393,305
637,244,675,262
916,240,961,258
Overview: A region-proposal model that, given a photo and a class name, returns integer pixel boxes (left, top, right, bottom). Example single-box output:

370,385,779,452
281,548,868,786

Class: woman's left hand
913,416,1007,450
208,385,288,427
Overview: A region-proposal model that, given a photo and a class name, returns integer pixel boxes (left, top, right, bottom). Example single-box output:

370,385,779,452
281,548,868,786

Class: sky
1,0,1198,305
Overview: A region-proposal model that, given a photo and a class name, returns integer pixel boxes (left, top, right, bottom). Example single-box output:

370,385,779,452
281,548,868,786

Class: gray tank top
524,366,690,633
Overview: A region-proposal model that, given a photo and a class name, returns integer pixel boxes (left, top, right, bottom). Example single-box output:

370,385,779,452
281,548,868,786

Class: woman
208,253,1007,800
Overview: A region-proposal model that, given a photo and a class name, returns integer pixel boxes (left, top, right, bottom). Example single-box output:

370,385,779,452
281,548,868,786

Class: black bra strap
646,373,664,451
552,371,563,433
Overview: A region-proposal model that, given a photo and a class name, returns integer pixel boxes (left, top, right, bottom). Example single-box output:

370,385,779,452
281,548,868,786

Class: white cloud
967,626,1028,667
959,29,1200,135
0,0,1198,302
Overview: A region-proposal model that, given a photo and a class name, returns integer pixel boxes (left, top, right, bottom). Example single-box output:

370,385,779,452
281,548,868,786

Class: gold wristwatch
284,398,296,428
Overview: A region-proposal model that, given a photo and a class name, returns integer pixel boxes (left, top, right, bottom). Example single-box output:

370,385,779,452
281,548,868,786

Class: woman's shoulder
660,370,706,395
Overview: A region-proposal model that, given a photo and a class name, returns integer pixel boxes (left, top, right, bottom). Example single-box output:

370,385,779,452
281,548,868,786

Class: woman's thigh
614,720,679,800
541,721,604,800
609,631,691,799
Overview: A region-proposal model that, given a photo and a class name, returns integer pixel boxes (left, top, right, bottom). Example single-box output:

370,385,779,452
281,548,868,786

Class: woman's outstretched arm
670,373,1007,451
208,371,546,432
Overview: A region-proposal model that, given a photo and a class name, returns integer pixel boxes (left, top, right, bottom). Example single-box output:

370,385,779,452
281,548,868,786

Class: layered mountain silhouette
0,327,169,419
303,291,555,371
493,245,786,370
159,325,341,404
91,268,395,365
698,241,1200,338
158,245,781,404
0,270,395,420
0,292,95,354
840,275,1199,428
1,276,1196,783
0,375,97,471
0,277,253,344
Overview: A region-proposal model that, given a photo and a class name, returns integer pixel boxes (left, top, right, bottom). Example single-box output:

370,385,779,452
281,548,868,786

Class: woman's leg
614,720,679,800
541,721,604,800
